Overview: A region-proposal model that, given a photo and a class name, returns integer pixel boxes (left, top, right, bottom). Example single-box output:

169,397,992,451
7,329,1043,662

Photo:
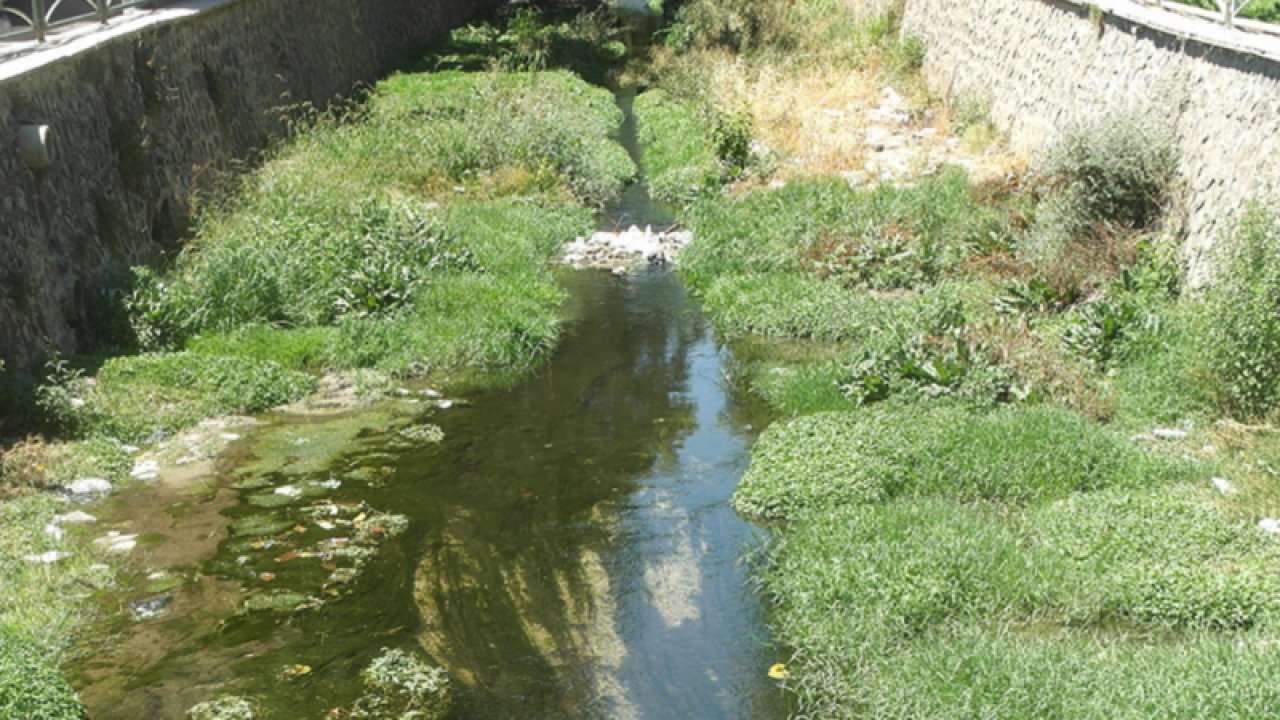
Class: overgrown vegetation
649,0,1280,715
129,70,626,379
1201,205,1280,421
1174,0,1280,22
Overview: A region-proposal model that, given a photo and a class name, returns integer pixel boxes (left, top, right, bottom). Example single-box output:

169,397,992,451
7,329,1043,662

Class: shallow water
73,268,791,719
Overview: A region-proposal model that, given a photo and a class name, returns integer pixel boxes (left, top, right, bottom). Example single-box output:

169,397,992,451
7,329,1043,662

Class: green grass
1173,0,1280,22
129,71,624,380
680,169,1017,292
0,495,113,719
633,89,738,205
734,404,1187,520
40,352,315,444
764,487,1280,718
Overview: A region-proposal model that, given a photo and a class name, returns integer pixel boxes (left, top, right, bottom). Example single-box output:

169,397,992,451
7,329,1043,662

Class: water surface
75,269,790,719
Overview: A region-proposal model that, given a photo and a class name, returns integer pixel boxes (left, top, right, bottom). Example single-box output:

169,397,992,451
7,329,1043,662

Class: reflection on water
74,269,789,719
411,269,787,718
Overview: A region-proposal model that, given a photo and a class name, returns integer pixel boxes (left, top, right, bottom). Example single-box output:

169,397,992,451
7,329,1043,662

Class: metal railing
1147,0,1270,29
1,0,156,43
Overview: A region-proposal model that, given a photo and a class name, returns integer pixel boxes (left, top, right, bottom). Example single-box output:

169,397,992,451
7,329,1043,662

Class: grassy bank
644,0,1280,716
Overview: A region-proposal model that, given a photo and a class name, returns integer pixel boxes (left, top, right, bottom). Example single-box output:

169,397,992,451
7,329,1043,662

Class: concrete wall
0,0,498,373
901,0,1280,286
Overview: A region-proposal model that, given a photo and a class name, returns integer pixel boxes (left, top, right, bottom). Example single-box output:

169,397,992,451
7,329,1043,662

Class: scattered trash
274,485,303,498
52,507,98,525
768,663,790,680
23,551,71,564
66,477,112,502
131,459,160,480
558,225,694,270
130,594,172,620
282,664,313,679
1152,428,1189,440
94,531,138,554
1259,518,1280,534
1211,477,1237,495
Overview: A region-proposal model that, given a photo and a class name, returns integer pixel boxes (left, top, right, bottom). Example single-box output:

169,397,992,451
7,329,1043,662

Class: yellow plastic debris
768,663,790,680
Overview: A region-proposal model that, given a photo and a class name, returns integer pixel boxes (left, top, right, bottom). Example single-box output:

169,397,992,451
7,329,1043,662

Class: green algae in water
228,515,296,538
143,573,188,594
234,409,411,480
229,476,275,491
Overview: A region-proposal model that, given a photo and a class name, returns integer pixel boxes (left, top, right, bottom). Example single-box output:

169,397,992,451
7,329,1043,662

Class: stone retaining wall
0,0,497,373
901,0,1280,285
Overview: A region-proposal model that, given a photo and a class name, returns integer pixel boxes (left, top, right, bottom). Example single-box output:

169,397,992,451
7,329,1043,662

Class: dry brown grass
980,319,1118,420
0,436,55,498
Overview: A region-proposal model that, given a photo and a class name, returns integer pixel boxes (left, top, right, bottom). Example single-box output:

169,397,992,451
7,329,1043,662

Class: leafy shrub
1173,0,1280,22
429,8,628,84
662,0,796,54
1202,205,1280,420
1041,114,1178,231
1057,238,1183,369
1022,114,1177,296
734,404,1181,519
837,284,1017,405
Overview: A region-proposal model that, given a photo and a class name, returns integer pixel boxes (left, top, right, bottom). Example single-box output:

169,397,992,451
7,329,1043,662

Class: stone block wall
0,0,498,374
901,0,1280,286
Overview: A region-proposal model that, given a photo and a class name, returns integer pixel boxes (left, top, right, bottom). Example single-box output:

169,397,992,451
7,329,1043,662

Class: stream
70,51,792,718
74,268,791,719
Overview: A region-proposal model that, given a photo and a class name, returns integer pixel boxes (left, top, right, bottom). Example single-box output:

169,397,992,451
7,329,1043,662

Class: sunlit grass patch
39,353,315,444
766,486,1280,718
733,404,1184,519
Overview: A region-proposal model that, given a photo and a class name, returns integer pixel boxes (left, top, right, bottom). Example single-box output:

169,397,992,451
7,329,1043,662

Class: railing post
32,0,46,41
1225,0,1235,28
